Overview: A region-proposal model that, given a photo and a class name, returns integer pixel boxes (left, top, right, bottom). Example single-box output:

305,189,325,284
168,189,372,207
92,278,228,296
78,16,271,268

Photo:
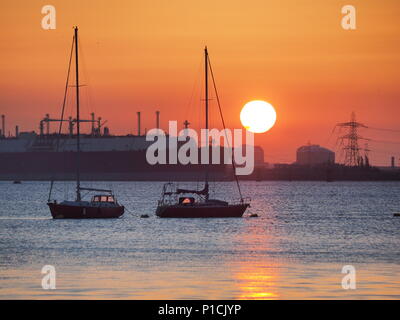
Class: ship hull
156,203,249,218
0,150,229,181
48,202,124,219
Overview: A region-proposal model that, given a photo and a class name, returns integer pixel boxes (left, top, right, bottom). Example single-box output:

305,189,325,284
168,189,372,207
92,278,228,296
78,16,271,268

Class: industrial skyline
1,0,400,166
1,110,399,167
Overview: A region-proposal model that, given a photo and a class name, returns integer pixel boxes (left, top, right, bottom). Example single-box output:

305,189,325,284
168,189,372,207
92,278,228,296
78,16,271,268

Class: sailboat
47,27,124,219
155,47,250,218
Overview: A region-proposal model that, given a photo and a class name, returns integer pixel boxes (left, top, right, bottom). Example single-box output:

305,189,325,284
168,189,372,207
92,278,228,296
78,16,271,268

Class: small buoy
249,213,258,218
140,214,149,218
394,213,400,217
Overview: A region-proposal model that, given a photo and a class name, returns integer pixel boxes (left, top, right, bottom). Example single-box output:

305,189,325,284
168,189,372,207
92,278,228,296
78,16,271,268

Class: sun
240,100,277,133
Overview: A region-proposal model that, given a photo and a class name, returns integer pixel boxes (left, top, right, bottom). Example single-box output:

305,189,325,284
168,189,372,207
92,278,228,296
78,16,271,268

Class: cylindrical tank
296,144,335,165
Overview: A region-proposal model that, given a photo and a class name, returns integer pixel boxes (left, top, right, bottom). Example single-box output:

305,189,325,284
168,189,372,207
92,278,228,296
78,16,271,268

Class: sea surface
0,180,399,299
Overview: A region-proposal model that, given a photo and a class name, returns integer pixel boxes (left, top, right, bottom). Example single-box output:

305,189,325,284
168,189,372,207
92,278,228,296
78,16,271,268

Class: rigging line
207,55,244,202
185,56,203,121
76,36,92,116
48,35,75,202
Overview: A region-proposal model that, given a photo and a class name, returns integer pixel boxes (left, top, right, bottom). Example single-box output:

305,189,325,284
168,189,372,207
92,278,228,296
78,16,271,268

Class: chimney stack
97,117,102,135
39,120,44,136
391,156,395,168
1,114,5,138
68,117,74,136
91,112,95,135
156,111,160,129
137,112,141,136
46,113,50,135
15,125,19,138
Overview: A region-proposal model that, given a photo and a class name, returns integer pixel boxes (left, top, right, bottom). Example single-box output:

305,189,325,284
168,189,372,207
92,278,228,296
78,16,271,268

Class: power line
367,126,400,133
369,139,400,145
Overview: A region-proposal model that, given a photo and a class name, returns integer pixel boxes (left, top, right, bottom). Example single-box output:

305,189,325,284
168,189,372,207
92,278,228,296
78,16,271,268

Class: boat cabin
91,195,116,203
179,197,195,205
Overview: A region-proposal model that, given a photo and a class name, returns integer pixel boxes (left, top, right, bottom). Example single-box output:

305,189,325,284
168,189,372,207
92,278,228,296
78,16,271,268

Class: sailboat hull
156,203,249,218
155,49,250,219
48,202,124,219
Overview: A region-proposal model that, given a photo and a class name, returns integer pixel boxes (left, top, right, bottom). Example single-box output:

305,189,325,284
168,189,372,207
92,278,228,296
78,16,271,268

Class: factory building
296,144,335,165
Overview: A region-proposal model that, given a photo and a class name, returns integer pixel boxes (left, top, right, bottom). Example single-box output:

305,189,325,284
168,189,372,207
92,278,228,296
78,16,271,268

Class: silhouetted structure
296,144,335,165
336,112,369,166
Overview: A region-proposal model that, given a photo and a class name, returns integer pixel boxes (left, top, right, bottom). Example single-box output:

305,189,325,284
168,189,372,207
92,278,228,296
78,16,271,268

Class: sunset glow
1,0,400,165
1,1,400,304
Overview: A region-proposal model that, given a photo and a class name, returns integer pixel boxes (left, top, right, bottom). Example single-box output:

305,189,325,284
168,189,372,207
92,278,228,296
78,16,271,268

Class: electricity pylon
336,112,369,166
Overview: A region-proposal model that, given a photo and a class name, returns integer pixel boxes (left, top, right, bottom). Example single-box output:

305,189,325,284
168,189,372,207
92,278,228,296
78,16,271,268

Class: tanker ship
0,113,229,181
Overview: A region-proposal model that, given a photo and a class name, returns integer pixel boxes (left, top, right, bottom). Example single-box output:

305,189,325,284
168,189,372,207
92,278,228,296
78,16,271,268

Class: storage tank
296,144,335,165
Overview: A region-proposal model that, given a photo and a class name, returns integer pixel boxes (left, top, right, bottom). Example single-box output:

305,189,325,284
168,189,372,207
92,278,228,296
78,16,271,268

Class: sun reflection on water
232,216,281,300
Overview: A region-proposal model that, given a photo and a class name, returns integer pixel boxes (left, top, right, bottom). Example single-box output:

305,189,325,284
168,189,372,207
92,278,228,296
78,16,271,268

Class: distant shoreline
2,165,400,182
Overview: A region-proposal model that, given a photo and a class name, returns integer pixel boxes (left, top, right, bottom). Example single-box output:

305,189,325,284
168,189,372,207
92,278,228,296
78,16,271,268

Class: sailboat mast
204,47,209,200
205,47,208,132
74,26,81,201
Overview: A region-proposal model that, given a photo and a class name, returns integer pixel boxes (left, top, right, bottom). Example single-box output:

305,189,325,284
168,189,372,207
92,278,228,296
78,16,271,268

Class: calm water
0,180,399,299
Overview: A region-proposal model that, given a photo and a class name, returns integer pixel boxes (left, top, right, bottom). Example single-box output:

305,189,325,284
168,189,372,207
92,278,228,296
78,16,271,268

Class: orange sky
0,0,400,165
